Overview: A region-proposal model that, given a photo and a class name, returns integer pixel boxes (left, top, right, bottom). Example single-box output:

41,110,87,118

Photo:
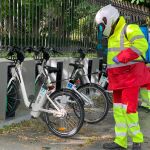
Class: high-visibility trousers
140,64,150,109
113,86,143,148
140,84,150,109
140,65,150,109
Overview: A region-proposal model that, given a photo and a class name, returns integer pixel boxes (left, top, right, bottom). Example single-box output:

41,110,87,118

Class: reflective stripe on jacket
107,16,148,68
107,16,150,90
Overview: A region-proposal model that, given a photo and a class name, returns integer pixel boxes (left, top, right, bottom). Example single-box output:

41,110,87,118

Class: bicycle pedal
28,95,35,109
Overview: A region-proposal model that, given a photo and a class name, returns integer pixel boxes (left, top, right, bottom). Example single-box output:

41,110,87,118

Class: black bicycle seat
45,66,59,73
69,63,84,69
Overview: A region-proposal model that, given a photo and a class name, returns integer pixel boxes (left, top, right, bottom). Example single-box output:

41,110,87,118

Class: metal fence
0,0,149,52
0,0,107,51
111,0,150,25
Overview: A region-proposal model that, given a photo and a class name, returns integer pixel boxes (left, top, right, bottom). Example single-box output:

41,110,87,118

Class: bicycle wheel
6,80,20,117
77,83,109,124
106,91,113,105
43,88,84,138
103,84,113,105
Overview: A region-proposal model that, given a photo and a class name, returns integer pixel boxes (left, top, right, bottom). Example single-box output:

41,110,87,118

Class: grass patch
0,50,97,59
0,119,47,134
85,136,98,145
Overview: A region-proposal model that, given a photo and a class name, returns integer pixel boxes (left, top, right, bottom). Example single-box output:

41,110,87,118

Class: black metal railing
0,0,149,53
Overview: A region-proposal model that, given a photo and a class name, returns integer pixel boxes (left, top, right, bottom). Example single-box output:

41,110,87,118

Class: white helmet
95,4,119,37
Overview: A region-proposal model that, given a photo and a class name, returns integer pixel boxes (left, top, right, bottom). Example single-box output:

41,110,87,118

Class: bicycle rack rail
0,57,100,126
0,59,35,122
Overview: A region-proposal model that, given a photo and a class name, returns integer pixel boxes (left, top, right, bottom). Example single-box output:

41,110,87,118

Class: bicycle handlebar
49,47,63,55
32,47,63,61
7,46,25,63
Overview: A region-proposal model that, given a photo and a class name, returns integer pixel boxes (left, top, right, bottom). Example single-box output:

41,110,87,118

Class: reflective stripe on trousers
140,87,150,108
113,103,143,148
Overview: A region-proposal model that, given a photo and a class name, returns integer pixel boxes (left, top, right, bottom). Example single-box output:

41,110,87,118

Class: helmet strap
109,17,120,37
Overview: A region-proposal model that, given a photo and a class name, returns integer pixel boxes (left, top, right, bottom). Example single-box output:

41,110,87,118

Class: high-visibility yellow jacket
107,16,150,90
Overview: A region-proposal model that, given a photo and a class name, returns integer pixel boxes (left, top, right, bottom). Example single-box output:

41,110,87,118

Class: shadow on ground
0,108,150,150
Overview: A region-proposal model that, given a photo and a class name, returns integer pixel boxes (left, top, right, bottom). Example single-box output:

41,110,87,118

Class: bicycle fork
31,84,67,118
67,82,94,106
74,88,94,105
16,64,66,118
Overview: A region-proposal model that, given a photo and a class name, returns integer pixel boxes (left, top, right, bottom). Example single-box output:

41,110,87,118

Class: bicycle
6,46,84,138
65,48,109,124
98,59,113,104
71,50,113,105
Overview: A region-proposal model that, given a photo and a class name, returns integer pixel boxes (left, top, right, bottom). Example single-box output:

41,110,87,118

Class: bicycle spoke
6,81,20,117
77,83,109,123
43,89,84,137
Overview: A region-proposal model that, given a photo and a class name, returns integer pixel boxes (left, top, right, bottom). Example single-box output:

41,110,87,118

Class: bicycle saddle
45,66,59,73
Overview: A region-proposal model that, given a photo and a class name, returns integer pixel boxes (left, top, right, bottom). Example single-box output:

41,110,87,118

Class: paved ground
0,107,150,150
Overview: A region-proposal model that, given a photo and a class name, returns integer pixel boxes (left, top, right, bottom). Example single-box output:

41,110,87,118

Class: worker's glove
113,56,120,64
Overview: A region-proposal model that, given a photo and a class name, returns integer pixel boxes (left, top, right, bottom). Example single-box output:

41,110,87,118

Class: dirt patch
0,109,150,150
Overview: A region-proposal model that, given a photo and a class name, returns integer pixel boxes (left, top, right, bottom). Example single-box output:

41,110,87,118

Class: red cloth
108,62,150,90
141,67,150,89
113,86,139,113
117,48,139,63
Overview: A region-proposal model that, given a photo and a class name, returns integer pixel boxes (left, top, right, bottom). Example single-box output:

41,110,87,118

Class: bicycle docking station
56,62,63,90
0,58,35,127
0,57,100,127
91,58,100,83
47,58,63,90
88,60,93,82
0,59,10,121
35,59,63,93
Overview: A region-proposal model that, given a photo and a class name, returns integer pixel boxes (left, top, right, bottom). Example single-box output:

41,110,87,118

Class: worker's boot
132,143,141,150
103,142,126,149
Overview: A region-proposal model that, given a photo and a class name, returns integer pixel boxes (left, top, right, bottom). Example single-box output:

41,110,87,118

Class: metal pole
4,0,7,47
17,0,19,46
31,1,35,47
8,0,11,46
0,0,1,48
13,0,15,45
47,0,50,48
35,0,38,47
21,0,23,47
28,0,32,46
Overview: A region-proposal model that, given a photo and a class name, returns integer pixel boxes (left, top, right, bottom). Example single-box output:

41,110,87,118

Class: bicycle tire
43,88,84,138
77,83,109,124
106,91,113,105
103,84,113,105
6,80,20,117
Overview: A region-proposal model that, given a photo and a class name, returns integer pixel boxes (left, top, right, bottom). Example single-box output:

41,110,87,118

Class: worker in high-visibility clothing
95,4,150,150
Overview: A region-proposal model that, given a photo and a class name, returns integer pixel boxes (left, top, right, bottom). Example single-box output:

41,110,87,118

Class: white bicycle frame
68,65,94,105
9,61,66,118
98,67,113,94
74,67,90,84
